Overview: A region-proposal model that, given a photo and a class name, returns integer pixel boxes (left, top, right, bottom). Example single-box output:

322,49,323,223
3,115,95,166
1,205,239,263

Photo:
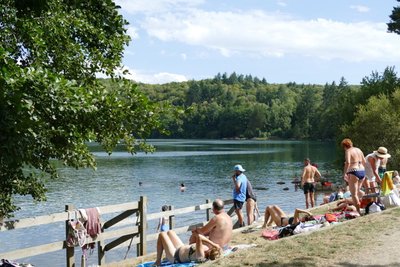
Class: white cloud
115,0,204,14
127,26,139,40
119,67,188,84
180,53,187,60
139,9,400,62
277,1,287,7
97,67,188,84
350,5,370,13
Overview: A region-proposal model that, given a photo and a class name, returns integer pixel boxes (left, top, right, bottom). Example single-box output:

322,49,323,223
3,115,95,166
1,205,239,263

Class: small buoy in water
277,181,285,185
283,187,289,191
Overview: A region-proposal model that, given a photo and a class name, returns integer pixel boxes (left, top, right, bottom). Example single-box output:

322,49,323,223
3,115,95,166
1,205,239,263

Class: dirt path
335,228,400,267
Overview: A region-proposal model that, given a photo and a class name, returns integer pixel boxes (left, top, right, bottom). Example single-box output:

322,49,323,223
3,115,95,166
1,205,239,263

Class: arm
195,233,221,259
293,208,312,224
301,168,306,187
343,150,350,180
156,217,162,232
369,157,381,183
192,216,217,236
315,168,322,182
232,175,241,193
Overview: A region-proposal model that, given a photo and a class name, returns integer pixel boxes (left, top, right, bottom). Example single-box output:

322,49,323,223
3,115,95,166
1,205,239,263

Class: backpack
66,211,87,247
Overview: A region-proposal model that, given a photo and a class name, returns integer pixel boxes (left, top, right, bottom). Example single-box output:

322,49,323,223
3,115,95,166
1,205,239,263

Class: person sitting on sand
154,230,221,266
262,205,313,228
329,190,366,212
322,187,344,205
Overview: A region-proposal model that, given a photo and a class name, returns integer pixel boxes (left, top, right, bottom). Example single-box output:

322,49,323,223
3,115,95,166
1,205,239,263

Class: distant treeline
132,67,399,142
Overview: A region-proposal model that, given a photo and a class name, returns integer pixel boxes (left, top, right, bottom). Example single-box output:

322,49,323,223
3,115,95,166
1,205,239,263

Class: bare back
302,165,320,183
345,147,365,170
208,212,232,248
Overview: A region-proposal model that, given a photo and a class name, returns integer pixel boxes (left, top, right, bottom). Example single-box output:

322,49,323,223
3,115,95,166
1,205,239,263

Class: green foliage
388,1,400,35
0,1,162,218
341,90,400,169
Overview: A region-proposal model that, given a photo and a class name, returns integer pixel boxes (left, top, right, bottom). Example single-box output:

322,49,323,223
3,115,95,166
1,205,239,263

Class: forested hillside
132,67,399,142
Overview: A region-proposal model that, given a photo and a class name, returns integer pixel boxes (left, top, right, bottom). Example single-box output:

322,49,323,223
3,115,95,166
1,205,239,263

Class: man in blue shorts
232,164,247,227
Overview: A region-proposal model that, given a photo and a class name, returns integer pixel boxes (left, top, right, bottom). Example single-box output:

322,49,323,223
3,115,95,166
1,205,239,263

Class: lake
0,139,342,266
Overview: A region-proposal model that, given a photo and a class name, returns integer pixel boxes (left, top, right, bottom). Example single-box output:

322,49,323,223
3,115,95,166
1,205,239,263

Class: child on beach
157,205,170,232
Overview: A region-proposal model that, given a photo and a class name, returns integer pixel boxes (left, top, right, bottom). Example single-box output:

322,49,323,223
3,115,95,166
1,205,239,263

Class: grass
124,205,400,267
204,206,400,267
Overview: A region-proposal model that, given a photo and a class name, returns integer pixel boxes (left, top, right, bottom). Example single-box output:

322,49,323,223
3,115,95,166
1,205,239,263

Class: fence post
168,205,175,230
138,196,147,256
206,199,211,221
65,204,75,267
97,218,105,266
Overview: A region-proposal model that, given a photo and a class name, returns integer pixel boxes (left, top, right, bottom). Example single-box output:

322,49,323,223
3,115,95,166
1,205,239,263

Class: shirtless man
301,158,321,208
189,199,232,249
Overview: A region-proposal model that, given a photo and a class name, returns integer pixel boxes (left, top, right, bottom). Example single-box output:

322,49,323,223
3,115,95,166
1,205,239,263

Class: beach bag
381,191,400,207
66,211,87,247
365,202,382,214
261,229,279,240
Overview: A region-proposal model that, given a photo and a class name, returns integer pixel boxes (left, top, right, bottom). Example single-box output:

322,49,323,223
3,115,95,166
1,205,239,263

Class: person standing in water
301,158,321,209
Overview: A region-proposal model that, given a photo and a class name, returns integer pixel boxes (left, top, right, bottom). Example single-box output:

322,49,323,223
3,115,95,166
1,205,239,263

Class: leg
262,206,271,228
348,175,361,214
155,232,176,265
167,230,184,248
310,192,315,208
246,199,255,225
305,192,310,209
235,208,244,226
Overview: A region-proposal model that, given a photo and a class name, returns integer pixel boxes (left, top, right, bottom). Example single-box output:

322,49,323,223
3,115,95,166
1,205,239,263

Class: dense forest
130,67,400,143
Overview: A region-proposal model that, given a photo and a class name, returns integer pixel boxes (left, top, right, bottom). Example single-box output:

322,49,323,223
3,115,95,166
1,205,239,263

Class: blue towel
137,260,196,267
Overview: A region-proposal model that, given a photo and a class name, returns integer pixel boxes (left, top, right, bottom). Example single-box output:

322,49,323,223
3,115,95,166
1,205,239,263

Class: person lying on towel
154,230,221,266
262,205,313,228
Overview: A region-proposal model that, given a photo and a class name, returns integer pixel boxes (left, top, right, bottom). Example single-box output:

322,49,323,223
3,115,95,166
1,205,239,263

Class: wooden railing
0,197,235,266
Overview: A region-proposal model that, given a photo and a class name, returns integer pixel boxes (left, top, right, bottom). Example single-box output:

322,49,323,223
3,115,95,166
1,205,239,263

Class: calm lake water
0,139,341,266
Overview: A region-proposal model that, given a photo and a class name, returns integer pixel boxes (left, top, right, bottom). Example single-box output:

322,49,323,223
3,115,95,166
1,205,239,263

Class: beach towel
136,260,195,267
261,229,279,240
381,171,394,196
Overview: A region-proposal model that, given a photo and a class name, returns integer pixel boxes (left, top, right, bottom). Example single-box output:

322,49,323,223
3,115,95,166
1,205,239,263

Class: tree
388,1,400,34
0,1,162,218
341,90,400,169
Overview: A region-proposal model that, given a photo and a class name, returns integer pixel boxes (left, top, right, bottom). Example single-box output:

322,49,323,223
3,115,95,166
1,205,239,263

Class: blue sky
114,0,400,85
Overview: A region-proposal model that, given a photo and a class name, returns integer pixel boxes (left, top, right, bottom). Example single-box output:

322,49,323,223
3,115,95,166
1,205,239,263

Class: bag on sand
381,191,400,208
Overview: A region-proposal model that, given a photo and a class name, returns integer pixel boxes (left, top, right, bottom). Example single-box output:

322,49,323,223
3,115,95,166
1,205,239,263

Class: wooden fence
0,197,235,266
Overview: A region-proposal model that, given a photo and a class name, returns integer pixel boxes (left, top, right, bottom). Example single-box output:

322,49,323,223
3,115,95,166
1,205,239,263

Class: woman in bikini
154,230,221,266
262,205,313,228
341,138,366,214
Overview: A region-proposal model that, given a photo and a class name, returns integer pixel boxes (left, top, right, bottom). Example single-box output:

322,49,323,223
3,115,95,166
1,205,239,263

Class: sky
113,0,400,85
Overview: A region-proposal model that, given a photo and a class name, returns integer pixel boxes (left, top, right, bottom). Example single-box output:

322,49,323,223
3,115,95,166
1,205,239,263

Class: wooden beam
102,209,138,230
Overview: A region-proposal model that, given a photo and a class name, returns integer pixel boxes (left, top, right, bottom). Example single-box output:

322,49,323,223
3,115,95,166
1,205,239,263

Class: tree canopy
0,1,162,218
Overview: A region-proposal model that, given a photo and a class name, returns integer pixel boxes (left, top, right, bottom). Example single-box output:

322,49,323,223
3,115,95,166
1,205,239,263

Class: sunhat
374,147,391,158
233,164,245,172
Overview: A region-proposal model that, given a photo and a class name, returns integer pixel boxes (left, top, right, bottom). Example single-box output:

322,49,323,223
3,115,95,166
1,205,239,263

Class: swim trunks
303,182,315,194
234,199,244,209
347,169,365,180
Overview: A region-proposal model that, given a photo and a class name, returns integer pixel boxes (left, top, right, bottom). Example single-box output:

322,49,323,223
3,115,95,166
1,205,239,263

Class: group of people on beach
154,140,395,265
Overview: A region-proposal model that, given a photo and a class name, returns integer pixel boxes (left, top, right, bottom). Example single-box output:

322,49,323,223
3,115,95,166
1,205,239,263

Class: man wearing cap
232,164,247,227
364,147,391,194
